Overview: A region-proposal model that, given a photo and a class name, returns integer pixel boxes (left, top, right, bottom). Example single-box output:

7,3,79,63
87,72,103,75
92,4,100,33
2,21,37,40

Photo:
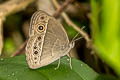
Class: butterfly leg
55,58,61,70
67,53,72,69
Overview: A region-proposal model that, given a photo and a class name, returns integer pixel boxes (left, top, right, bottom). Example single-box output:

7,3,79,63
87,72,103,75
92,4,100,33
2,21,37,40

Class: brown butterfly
25,10,74,69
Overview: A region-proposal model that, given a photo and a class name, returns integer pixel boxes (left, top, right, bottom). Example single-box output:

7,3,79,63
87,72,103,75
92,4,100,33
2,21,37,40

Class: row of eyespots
31,13,46,64
33,36,42,54
33,15,47,64
33,15,46,56
33,36,42,64
33,50,38,64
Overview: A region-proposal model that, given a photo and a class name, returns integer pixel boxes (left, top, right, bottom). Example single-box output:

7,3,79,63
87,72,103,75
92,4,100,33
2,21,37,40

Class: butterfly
25,10,75,69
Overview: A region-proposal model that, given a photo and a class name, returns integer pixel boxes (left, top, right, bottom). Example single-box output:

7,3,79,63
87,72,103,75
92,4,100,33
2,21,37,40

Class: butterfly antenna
71,33,80,42
73,37,83,42
71,26,85,42
81,26,86,30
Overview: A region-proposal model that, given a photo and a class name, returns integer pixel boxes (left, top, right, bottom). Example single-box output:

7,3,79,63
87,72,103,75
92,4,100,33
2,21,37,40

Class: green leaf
0,55,117,80
91,0,120,76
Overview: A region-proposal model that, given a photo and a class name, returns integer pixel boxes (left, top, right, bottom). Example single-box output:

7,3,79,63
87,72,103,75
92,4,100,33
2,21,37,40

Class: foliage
0,55,117,80
91,0,120,76
0,0,120,79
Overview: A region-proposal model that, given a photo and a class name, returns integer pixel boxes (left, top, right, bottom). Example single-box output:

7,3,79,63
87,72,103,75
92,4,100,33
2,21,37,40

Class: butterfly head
69,41,75,49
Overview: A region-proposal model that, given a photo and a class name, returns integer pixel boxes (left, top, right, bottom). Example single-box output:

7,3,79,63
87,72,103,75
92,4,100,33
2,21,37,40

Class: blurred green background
0,0,120,79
